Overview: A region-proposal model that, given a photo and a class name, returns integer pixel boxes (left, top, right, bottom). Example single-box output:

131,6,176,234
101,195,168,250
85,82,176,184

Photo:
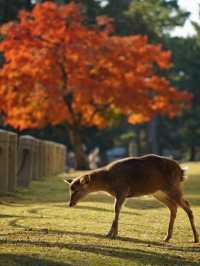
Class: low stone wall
0,130,67,192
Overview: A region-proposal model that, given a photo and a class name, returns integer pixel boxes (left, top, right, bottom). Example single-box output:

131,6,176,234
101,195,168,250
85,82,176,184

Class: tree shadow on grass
0,239,199,266
117,236,200,251
35,229,200,253
0,254,71,266
125,198,162,210
43,228,106,239
74,205,141,216
1,228,104,239
0,214,25,219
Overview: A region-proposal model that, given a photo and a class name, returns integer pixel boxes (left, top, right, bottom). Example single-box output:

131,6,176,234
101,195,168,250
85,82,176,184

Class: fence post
18,135,34,187
48,141,53,176
51,142,56,175
48,142,56,176
44,141,50,177
55,143,66,174
0,130,9,193
55,144,60,174
60,144,67,173
32,138,40,181
38,140,45,179
8,132,18,192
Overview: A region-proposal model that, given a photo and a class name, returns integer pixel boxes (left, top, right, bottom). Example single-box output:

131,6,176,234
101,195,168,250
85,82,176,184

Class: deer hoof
106,232,117,239
164,237,170,243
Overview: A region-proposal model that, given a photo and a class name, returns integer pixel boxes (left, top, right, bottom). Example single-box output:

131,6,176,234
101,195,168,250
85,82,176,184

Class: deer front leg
106,194,125,239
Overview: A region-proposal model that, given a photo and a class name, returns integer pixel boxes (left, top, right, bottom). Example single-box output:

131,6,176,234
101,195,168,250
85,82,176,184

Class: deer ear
64,177,73,184
85,174,91,184
80,175,90,185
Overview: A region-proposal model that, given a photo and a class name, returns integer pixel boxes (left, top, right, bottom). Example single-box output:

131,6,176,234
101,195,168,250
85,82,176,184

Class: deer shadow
0,238,199,266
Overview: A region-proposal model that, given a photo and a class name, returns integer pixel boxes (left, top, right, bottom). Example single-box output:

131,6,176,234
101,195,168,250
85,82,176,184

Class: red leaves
0,2,191,130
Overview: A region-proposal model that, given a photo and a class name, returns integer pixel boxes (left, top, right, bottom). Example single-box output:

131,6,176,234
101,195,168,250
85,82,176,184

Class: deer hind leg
154,191,177,242
172,193,199,243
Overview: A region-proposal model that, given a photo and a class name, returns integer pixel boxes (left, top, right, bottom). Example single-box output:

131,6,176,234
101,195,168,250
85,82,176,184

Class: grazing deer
64,154,199,242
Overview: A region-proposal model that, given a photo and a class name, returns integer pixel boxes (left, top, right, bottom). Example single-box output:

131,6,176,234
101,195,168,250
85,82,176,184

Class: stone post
0,130,9,193
8,132,18,192
18,136,34,187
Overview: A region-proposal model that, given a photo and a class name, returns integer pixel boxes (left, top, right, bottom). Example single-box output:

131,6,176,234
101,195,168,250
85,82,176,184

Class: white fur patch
153,190,168,199
181,166,189,180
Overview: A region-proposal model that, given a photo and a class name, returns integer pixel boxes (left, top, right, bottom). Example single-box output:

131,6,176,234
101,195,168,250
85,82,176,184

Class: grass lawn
0,162,200,266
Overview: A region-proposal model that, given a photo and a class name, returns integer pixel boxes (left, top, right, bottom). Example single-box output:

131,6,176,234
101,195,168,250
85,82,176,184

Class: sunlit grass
0,162,200,265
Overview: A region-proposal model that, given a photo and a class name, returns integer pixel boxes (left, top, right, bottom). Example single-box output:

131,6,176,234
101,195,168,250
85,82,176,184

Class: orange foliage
0,2,191,130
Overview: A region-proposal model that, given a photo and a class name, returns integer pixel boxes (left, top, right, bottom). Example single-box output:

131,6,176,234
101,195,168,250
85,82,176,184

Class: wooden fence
0,130,66,193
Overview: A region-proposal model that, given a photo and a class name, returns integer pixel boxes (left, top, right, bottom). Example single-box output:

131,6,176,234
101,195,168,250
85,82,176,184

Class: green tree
164,35,200,160
126,0,189,40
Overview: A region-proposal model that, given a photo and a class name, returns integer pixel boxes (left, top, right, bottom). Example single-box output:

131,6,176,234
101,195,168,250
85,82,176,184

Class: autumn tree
0,2,190,168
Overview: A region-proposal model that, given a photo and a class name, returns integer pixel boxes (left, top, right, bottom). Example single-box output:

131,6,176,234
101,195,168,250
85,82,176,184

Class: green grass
0,163,200,266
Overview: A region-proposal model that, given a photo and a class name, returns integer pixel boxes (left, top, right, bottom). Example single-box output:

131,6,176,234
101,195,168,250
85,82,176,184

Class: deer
64,154,199,243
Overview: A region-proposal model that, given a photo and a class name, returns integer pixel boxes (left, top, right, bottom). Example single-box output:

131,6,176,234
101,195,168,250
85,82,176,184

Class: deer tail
180,166,188,182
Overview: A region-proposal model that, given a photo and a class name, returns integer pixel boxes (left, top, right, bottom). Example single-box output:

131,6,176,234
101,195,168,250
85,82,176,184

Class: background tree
161,34,200,160
125,0,189,39
0,0,32,24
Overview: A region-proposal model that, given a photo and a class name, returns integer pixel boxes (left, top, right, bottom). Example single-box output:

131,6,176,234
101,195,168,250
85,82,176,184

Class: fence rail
0,130,66,193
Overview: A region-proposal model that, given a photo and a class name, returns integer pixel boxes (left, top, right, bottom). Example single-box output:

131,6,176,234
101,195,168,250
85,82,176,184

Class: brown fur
65,154,199,243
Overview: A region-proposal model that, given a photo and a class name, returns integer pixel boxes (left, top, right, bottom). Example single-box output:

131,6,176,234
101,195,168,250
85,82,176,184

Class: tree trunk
190,145,196,161
147,117,159,154
68,127,89,170
135,127,142,156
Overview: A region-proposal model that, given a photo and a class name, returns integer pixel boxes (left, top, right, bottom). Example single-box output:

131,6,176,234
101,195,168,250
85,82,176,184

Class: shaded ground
0,163,200,266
